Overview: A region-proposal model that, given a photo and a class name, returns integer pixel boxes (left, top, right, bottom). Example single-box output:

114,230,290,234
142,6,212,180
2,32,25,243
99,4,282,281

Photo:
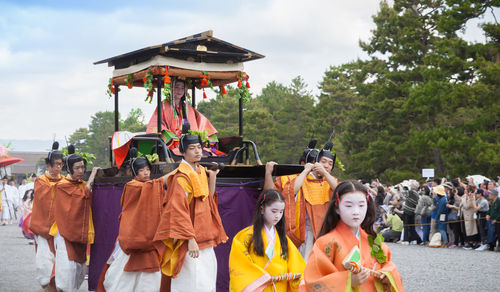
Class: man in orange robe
281,142,338,261
29,142,64,289
49,146,100,292
146,79,217,147
154,131,227,292
99,148,171,292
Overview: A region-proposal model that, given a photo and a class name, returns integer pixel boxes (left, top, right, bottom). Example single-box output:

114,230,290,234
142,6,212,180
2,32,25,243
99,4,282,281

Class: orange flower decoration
143,76,147,83
110,84,115,94
221,85,227,95
246,81,251,88
203,88,207,99
201,74,208,87
237,76,242,87
163,66,171,84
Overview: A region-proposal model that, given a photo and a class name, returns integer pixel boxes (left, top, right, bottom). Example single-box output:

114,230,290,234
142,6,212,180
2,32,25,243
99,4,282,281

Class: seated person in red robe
146,78,218,150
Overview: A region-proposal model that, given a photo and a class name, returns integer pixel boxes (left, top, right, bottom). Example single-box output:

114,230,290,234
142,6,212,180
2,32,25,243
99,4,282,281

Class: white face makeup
337,191,367,233
262,200,285,229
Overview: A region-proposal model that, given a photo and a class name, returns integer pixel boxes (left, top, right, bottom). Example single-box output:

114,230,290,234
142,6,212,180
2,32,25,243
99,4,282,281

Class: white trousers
299,215,314,262
103,242,161,292
171,246,217,292
1,201,15,220
35,235,55,287
54,233,86,292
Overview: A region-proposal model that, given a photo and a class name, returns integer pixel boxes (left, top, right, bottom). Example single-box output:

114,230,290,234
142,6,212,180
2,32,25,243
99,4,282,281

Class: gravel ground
387,242,500,291
1,223,499,291
0,223,88,292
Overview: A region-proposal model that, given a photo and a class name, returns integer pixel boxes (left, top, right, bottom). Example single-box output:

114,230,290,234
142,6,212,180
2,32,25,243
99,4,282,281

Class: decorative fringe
203,88,207,99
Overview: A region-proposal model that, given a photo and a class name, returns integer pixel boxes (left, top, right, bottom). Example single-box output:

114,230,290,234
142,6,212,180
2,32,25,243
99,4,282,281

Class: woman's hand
351,269,370,287
188,238,199,258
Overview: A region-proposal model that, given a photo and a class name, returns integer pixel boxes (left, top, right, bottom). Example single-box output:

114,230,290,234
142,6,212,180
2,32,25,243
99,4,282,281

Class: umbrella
466,175,492,186
0,156,24,168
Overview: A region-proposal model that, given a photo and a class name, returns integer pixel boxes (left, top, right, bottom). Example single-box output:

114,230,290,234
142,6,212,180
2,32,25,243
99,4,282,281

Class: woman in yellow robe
303,180,404,292
229,189,306,292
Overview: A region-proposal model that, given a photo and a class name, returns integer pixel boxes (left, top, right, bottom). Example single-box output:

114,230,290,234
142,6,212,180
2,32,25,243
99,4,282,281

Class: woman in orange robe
303,180,404,292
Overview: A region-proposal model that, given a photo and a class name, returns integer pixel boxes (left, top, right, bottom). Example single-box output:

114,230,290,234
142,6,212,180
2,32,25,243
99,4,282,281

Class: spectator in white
415,186,433,245
461,185,479,249
1,178,19,225
474,189,489,251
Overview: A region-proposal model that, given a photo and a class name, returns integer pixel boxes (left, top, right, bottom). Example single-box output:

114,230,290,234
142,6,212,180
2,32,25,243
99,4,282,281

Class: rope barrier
387,216,492,227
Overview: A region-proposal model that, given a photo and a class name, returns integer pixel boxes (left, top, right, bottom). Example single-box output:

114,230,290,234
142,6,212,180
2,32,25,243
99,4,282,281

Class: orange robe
29,173,63,240
303,221,404,292
282,175,332,247
97,178,167,292
146,101,217,140
273,174,298,194
50,176,94,263
154,162,227,277
118,178,166,272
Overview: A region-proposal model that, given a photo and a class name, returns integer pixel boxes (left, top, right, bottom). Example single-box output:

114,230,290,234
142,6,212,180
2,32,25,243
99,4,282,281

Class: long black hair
248,189,289,259
318,180,377,238
23,189,34,202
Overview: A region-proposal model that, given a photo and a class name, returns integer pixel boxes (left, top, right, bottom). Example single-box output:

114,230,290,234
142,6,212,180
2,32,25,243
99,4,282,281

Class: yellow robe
303,221,404,292
229,226,306,292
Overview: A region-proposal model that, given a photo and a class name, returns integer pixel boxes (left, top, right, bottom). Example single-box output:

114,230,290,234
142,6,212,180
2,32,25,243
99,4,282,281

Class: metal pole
239,95,243,136
114,85,119,132
192,85,196,109
157,77,162,157
157,77,162,134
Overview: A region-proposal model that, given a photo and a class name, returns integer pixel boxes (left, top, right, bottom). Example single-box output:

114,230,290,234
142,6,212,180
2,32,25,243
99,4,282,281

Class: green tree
326,0,499,182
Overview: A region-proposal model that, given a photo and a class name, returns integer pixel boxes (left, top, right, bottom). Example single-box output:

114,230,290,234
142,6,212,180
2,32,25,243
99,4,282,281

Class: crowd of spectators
372,176,500,252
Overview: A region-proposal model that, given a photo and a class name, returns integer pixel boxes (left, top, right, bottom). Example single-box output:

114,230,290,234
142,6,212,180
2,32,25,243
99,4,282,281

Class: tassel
143,76,147,83
221,85,227,95
246,80,251,88
203,88,207,99
110,85,115,94
127,81,132,89
237,77,242,87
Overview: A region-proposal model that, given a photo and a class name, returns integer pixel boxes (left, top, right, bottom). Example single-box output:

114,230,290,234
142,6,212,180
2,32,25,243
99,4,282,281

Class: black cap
317,141,336,163
178,123,202,153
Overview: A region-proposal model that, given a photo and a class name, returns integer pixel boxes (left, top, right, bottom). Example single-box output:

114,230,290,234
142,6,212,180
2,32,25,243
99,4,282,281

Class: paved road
1,223,499,291
0,223,88,292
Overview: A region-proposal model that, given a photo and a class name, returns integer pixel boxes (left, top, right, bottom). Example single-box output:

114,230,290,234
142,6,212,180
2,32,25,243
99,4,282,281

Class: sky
0,0,496,151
